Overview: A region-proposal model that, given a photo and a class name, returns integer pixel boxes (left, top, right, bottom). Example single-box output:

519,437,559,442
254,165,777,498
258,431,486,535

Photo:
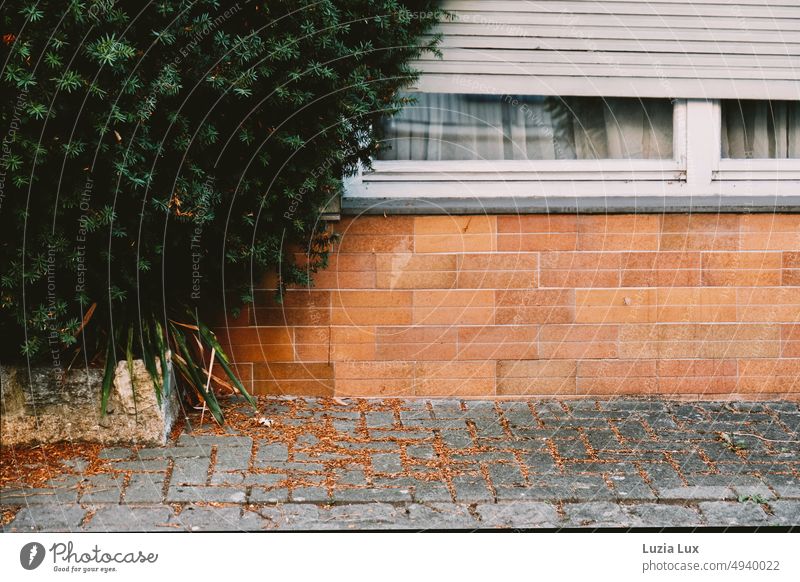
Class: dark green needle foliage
0,0,443,421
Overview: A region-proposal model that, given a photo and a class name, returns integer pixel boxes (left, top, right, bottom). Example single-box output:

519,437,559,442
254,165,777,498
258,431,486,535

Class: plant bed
1,360,178,446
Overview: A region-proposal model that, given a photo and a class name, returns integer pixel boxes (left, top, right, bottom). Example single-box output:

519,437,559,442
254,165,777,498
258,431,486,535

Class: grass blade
196,319,257,409
100,341,115,416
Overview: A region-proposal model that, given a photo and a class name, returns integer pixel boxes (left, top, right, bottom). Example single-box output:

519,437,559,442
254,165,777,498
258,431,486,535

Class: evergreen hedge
0,0,443,421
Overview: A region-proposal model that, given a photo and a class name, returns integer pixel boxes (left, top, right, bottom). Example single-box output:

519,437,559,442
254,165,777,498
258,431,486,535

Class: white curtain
722,100,800,159
378,94,673,161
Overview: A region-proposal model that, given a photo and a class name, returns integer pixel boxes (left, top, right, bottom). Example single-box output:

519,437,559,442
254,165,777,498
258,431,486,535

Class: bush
0,0,443,421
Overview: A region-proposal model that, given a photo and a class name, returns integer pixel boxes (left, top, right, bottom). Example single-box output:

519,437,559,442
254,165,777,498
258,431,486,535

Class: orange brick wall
216,214,800,399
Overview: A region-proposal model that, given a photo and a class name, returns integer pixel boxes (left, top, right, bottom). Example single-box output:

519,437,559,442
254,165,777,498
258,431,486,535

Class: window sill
341,194,800,215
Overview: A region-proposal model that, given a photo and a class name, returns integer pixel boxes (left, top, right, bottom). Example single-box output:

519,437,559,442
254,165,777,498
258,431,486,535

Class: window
378,94,674,161
345,98,800,200
343,1,800,207
716,100,800,183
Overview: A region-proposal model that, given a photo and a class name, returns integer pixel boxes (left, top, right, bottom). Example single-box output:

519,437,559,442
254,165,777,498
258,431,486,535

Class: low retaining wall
216,213,800,399
1,360,178,446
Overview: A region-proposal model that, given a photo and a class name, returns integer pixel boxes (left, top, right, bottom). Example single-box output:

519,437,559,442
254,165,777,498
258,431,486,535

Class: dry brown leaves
1,506,20,526
0,442,111,489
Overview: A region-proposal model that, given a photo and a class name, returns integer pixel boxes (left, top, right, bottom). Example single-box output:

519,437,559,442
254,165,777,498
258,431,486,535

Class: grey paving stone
603,400,669,413
214,449,251,472
371,430,431,441
407,444,437,460
169,505,266,531
157,445,214,459
296,434,320,448
177,435,253,448
657,486,736,501
626,504,704,527
1,488,79,505
112,459,170,472
60,457,90,472
413,481,452,502
585,432,627,451
256,504,322,530
471,418,506,438
452,475,494,502
371,453,403,473
699,442,749,463
403,419,467,429
670,451,714,473
372,477,425,490
563,461,627,474
80,475,124,503
502,439,550,452
339,441,401,451
255,443,289,463
83,506,174,532
406,503,478,530
249,488,289,504
609,473,657,501
124,474,165,503
400,409,432,422
614,421,652,442
294,452,346,462
463,401,499,418
598,450,667,462
429,400,467,418
335,469,367,486
499,402,536,424
477,502,560,528
210,472,245,485
292,487,330,503
521,452,559,474
364,412,396,428
244,473,286,487
44,474,82,488
683,474,765,489
332,488,412,503
732,484,777,501
171,457,211,485
99,447,133,460
762,473,800,499
260,461,325,472
643,463,685,489
509,426,551,440
564,502,637,527
488,462,526,487
699,501,770,526
451,451,516,463
552,439,591,459
4,504,86,532
639,414,678,431
535,474,614,501
767,500,800,526
326,410,361,420
333,420,358,434
440,430,473,449
166,486,246,503
324,503,409,530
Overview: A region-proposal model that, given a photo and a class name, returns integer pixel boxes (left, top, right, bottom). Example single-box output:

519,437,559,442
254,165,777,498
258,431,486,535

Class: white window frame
345,98,800,200
714,100,800,181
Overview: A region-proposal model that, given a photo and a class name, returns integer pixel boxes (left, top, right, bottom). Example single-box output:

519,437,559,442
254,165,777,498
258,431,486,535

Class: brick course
217,214,800,399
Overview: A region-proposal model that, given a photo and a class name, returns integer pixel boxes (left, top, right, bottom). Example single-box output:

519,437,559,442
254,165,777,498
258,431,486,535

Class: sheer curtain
377,94,674,161
722,100,800,159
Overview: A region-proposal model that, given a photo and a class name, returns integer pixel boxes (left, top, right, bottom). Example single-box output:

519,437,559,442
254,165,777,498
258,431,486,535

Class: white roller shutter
412,0,800,99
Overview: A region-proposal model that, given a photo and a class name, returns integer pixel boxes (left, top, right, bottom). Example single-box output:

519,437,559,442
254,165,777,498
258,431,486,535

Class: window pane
377,94,673,161
721,100,800,159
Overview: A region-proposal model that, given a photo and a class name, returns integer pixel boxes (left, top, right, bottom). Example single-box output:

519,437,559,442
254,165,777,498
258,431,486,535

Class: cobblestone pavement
2,398,798,531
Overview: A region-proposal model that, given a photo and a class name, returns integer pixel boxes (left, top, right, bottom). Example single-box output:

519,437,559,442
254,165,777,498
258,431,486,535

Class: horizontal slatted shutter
412,0,800,99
